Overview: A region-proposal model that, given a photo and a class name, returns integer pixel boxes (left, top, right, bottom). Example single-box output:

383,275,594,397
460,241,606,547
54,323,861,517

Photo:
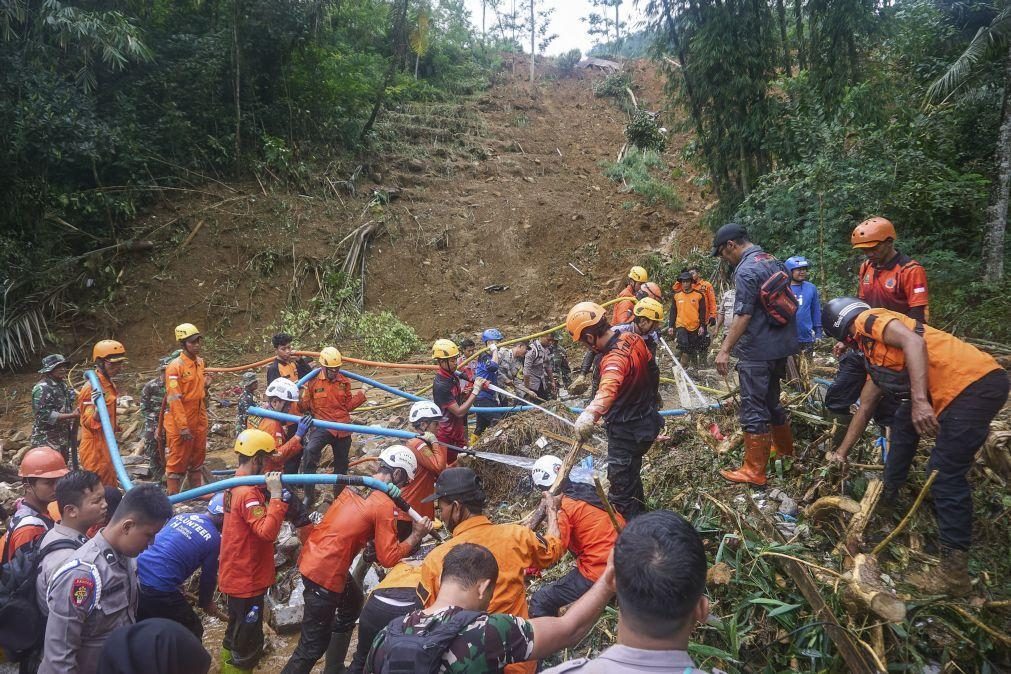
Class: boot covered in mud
720,432,772,486
322,630,353,674
770,423,795,458
908,546,972,597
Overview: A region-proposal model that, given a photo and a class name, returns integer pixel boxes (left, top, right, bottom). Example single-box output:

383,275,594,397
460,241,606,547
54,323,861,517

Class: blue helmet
784,256,810,273
208,492,226,516
481,328,503,343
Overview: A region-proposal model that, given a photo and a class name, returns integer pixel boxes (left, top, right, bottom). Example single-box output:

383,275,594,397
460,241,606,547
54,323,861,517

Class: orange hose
349,456,379,467
206,351,438,373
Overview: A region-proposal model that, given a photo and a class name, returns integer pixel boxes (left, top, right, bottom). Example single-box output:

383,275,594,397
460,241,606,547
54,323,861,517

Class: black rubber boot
322,630,353,674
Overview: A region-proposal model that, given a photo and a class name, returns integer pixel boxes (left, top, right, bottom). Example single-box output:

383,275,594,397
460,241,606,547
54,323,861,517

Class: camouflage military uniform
549,343,571,389
140,376,166,481
235,390,255,436
365,605,535,673
31,375,77,458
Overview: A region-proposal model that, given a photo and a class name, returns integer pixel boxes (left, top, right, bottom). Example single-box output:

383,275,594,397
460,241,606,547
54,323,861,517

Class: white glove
574,411,596,442
489,341,498,353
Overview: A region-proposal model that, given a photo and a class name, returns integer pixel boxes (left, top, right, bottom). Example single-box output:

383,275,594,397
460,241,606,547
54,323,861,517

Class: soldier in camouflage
235,371,259,436
548,332,571,390
31,354,79,459
139,356,171,482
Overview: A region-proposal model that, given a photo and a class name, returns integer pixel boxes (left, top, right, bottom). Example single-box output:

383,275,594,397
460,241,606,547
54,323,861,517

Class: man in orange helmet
0,447,69,563
77,340,128,487
823,216,930,450
164,323,208,495
568,301,662,519
299,347,367,507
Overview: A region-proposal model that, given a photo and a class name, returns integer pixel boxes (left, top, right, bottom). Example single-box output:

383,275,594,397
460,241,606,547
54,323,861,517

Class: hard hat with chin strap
531,455,562,488
432,339,460,360
822,297,871,341
784,256,810,273
319,347,343,368
628,266,648,283
234,429,277,457
174,323,201,342
566,302,606,342
409,400,443,424
93,340,127,363
18,447,70,479
379,445,418,481
265,377,300,402
633,297,665,322
851,216,897,249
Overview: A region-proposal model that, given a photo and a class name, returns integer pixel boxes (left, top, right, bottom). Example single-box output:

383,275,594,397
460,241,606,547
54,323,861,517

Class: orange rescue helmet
639,282,662,302
19,446,70,479
92,340,127,363
851,217,897,249
566,302,606,342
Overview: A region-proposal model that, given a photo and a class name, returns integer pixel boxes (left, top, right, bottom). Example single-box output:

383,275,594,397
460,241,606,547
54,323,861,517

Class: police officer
40,484,171,674
31,354,78,461
139,356,172,482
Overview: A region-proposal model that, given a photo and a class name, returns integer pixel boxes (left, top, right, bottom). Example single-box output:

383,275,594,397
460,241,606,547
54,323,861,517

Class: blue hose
85,370,134,491
169,473,390,504
249,406,419,440
296,368,319,387
814,377,833,387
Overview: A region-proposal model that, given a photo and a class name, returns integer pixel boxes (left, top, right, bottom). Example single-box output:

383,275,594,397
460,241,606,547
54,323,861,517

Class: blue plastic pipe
85,370,134,491
169,473,388,503
248,406,419,440
814,377,833,387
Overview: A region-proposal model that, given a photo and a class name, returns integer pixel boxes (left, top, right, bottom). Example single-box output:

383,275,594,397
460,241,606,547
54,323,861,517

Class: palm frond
925,6,1011,107
0,281,51,369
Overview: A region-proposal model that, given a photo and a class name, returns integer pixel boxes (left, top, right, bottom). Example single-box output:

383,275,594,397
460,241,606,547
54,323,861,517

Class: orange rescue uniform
219,484,288,598
399,437,448,521
672,289,707,332
675,278,717,323
611,287,636,326
375,560,424,592
858,253,929,318
852,309,1002,415
77,369,119,487
163,351,208,475
299,488,412,593
256,416,303,473
558,495,624,582
299,371,366,438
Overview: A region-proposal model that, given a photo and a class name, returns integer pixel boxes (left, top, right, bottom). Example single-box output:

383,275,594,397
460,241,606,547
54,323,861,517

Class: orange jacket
419,515,563,619
375,560,424,592
299,488,411,593
399,437,448,520
218,484,288,597
559,495,623,582
584,332,660,424
299,370,366,438
256,416,303,473
611,287,636,326
673,278,717,323
672,289,706,332
77,369,119,487
853,308,1002,415
164,352,207,433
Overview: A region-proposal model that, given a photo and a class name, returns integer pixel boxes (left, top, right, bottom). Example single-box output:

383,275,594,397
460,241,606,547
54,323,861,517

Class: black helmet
822,297,871,341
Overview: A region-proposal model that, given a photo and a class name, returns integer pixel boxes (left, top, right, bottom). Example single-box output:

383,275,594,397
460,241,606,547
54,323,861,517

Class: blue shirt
474,353,500,402
732,245,800,361
790,281,822,343
137,513,221,606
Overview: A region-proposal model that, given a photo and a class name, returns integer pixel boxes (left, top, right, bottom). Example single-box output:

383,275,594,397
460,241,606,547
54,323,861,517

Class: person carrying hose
78,340,129,487
164,323,209,495
612,266,648,326
280,446,432,674
822,298,1008,596
572,298,665,398
432,339,486,461
474,328,503,436
399,401,449,525
258,377,314,474
218,429,289,673
568,302,662,519
298,347,366,508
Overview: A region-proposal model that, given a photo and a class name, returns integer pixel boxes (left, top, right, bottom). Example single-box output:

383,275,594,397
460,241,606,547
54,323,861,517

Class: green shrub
601,151,682,210
593,71,632,99
624,109,667,153
558,49,581,75
354,311,421,362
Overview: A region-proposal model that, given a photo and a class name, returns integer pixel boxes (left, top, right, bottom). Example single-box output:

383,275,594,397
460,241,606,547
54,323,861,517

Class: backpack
379,609,483,674
0,535,83,660
759,269,799,326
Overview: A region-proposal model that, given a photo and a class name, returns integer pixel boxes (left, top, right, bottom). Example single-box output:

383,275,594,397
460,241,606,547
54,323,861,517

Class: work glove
385,483,402,500
420,432,438,447
90,389,102,404
568,375,589,396
473,377,488,391
574,410,596,442
295,414,314,439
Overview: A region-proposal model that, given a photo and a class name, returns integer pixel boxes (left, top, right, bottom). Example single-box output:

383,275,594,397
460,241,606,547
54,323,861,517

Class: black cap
678,271,692,281
421,467,485,503
712,223,747,256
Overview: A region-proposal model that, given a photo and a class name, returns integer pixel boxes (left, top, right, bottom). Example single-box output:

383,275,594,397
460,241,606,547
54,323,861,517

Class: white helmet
409,400,443,425
265,377,300,402
531,455,563,488
379,445,418,481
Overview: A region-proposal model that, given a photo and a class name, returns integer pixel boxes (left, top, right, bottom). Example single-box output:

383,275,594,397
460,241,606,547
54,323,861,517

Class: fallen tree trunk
843,553,906,623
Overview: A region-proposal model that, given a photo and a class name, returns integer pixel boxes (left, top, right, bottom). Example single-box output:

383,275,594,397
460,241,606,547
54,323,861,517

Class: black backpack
0,535,83,660
379,609,482,674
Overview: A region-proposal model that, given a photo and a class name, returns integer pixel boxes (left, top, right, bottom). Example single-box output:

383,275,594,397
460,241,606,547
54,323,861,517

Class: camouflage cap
158,355,173,370
549,330,565,342
39,354,70,374
241,371,259,387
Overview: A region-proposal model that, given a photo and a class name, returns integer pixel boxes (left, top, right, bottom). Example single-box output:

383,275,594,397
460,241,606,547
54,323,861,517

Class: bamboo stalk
871,470,939,556
593,474,623,534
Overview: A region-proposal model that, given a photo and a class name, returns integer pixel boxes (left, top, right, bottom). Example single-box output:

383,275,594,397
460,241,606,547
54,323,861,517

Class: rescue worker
549,331,572,390
138,356,170,482
217,429,289,673
432,339,486,460
457,338,477,385
281,446,432,674
474,329,503,436
715,287,736,339
496,341,529,396
574,298,665,398
235,371,258,436
673,267,717,329
136,493,227,638
266,332,313,385
1,447,69,563
368,543,615,674
636,281,663,304
40,484,172,674
164,323,209,495
36,470,107,615
822,298,1009,595
523,333,555,401
785,256,822,352
612,266,648,325
258,377,314,474
78,340,128,488
417,467,564,674
298,346,366,507
712,224,799,486
824,216,929,445
568,302,662,518
669,271,709,369
31,354,78,461
402,401,449,522
528,455,624,618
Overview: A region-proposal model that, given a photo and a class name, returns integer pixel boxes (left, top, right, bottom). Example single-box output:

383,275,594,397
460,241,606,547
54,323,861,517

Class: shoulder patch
250,505,266,519
71,576,96,610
